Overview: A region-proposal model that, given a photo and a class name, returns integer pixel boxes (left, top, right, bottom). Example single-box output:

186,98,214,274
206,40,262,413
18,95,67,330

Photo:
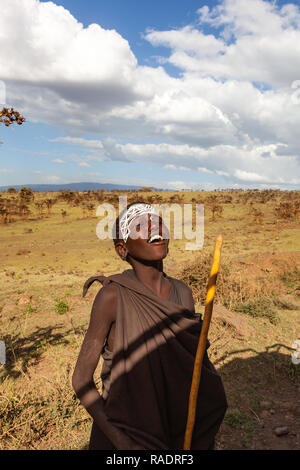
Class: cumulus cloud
0,0,141,105
78,162,91,168
147,0,300,88
55,137,300,186
1,0,300,188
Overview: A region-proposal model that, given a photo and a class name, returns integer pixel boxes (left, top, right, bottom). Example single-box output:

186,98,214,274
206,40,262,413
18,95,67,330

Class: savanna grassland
0,188,299,450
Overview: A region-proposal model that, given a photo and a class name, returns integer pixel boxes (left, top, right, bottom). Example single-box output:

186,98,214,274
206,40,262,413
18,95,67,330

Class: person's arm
72,284,144,450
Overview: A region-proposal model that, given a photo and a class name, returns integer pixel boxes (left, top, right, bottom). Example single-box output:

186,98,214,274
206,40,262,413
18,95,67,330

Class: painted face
125,213,170,262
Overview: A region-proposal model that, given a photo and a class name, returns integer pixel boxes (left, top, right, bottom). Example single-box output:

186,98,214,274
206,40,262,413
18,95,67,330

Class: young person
72,202,227,450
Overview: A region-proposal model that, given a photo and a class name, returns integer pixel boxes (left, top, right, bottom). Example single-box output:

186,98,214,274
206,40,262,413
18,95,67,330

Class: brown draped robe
83,269,227,450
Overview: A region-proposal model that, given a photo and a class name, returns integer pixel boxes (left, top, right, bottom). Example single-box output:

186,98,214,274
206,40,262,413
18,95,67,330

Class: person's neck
130,259,170,298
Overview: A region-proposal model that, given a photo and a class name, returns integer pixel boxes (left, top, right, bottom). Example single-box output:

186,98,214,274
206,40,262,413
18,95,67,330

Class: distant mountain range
0,182,163,192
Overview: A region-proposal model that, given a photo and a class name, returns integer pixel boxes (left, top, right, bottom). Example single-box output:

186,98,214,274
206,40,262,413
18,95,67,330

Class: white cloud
0,0,300,188
164,164,189,171
78,162,91,168
165,180,224,190
45,175,62,183
52,158,65,164
0,0,139,101
145,25,225,57
165,181,195,190
216,170,230,177
53,136,300,186
147,0,300,88
52,137,104,150
234,169,272,183
197,167,214,174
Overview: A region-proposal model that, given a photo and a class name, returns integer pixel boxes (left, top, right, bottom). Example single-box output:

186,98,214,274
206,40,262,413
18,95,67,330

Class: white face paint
119,204,159,242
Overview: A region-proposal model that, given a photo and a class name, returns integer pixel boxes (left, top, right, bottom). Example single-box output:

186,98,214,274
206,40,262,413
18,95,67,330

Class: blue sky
41,0,219,66
1,0,300,189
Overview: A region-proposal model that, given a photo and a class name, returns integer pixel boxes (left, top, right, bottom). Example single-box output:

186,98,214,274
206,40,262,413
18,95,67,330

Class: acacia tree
0,108,27,223
0,106,25,152
0,196,18,223
18,187,34,204
61,209,67,221
35,201,44,217
0,107,25,128
0,107,25,146
206,194,223,221
43,198,57,215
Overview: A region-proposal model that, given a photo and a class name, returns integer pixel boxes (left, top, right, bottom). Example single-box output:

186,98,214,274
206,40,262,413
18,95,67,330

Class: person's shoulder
91,282,118,320
167,274,192,293
166,274,195,312
94,281,118,303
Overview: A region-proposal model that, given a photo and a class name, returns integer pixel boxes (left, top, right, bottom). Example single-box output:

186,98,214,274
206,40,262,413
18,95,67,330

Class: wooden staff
183,234,223,450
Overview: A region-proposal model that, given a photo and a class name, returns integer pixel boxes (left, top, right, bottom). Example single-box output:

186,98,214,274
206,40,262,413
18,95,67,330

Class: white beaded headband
119,203,158,242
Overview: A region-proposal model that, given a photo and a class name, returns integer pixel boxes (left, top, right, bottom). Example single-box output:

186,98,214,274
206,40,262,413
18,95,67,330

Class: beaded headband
119,203,158,242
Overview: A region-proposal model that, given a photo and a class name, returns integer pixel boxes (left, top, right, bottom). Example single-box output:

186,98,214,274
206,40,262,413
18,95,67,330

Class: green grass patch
224,408,255,433
279,266,300,291
224,408,255,448
55,300,69,315
234,297,278,324
25,304,37,314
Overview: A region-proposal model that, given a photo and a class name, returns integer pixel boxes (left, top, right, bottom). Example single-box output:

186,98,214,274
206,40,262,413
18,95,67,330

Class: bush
55,300,69,315
274,202,300,219
179,253,278,323
279,266,300,292
234,297,278,325
224,409,253,431
179,253,267,308
25,304,36,314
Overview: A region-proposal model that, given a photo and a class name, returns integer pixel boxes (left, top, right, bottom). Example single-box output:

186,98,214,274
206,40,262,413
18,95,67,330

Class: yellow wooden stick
183,234,223,450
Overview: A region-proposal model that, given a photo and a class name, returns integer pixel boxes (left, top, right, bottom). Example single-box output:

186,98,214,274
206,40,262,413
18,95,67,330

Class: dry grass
180,252,275,308
0,188,299,449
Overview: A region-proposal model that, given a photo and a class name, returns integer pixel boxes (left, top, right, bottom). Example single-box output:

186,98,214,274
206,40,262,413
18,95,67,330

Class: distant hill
0,182,162,192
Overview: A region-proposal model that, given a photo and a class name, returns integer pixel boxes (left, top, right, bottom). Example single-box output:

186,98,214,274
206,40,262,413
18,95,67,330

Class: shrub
234,297,278,325
55,300,69,315
274,202,300,219
279,266,300,292
179,253,278,323
224,409,253,431
25,304,37,314
250,207,264,224
18,187,34,204
180,253,266,308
